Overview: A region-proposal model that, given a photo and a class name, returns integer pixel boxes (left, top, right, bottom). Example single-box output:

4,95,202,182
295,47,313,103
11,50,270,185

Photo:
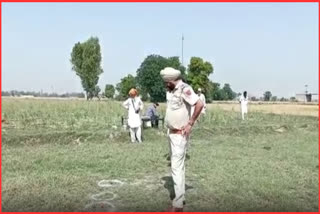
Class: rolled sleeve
181,86,199,106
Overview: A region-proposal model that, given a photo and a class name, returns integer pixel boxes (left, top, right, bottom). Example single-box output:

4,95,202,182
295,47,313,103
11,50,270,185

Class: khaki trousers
168,133,187,208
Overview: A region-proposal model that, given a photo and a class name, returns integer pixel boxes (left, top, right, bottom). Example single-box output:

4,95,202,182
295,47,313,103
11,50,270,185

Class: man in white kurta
197,88,206,114
122,88,144,143
190,88,206,120
239,91,248,120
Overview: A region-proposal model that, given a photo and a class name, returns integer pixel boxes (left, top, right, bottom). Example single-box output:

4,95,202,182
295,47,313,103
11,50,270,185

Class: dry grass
207,103,319,117
6,97,318,117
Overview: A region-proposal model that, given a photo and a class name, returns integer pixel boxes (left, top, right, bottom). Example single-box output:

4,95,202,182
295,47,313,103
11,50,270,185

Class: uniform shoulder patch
185,89,192,96
181,83,193,96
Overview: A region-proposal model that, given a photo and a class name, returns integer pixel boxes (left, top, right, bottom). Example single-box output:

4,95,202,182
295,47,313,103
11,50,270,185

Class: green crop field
1,98,318,212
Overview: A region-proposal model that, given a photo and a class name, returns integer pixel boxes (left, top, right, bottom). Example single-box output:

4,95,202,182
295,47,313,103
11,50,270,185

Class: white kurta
239,95,248,113
199,93,206,114
190,93,206,116
123,97,144,128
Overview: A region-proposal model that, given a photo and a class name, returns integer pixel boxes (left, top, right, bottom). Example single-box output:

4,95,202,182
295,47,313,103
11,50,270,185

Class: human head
243,91,247,98
129,88,138,98
160,67,181,91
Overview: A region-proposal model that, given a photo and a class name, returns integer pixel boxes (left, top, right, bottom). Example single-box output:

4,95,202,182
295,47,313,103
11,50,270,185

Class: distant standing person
122,88,144,143
146,102,160,128
190,88,206,119
239,91,248,120
197,88,206,115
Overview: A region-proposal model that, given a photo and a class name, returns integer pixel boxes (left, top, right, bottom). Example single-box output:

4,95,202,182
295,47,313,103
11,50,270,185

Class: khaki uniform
165,80,199,208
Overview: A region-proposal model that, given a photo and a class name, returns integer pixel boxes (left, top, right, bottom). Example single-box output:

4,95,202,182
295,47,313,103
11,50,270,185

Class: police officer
160,67,204,212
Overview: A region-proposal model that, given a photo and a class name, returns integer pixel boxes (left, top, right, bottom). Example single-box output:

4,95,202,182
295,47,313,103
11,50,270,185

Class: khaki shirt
165,80,199,130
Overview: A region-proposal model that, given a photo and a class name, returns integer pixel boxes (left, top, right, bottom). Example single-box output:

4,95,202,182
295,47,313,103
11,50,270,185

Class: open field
1,98,319,212
4,96,318,117
207,102,318,117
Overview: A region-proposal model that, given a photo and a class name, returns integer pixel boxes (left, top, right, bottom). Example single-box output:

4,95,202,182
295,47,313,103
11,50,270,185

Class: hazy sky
2,3,318,98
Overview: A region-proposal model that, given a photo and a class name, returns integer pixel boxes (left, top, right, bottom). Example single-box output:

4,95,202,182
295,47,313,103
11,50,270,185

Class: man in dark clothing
146,102,159,128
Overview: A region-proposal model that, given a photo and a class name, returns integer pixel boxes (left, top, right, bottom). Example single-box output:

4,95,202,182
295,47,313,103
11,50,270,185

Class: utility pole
181,34,184,66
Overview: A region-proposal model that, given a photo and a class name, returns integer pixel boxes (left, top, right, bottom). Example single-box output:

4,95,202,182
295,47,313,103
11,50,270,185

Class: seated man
146,102,159,128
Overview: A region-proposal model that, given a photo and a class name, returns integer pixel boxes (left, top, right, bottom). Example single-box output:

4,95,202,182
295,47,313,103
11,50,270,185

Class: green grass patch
1,98,318,211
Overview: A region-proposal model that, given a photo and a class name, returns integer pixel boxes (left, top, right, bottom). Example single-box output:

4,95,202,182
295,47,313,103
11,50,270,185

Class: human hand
182,123,192,137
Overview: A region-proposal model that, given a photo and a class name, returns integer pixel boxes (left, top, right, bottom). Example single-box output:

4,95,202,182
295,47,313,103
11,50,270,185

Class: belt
169,129,183,134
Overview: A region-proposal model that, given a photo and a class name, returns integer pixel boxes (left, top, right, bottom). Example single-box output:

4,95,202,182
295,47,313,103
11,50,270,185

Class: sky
2,3,319,98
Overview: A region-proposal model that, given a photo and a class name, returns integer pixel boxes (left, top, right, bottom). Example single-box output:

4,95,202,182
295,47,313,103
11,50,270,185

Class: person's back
199,94,206,114
146,103,159,127
239,91,248,120
240,93,248,107
196,88,206,115
146,104,156,118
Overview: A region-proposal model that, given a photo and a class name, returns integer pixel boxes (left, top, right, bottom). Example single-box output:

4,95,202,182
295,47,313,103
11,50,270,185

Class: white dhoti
241,104,248,120
128,116,142,143
241,105,248,114
129,126,142,143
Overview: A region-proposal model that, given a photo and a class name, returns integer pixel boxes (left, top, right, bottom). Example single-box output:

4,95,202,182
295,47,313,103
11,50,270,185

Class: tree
263,91,272,101
222,83,236,100
205,81,215,103
209,82,236,101
93,86,101,99
138,88,149,102
209,82,226,101
1,91,10,96
136,55,185,102
70,37,103,100
290,96,297,102
187,57,214,95
104,84,115,98
116,74,137,100
271,96,277,101
280,97,288,102
250,96,258,101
